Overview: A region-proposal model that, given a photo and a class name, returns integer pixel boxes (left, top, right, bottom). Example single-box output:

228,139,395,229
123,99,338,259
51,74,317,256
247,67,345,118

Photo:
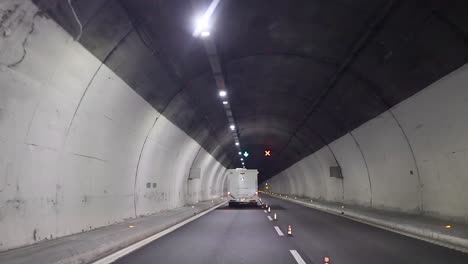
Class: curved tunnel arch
3,0,468,253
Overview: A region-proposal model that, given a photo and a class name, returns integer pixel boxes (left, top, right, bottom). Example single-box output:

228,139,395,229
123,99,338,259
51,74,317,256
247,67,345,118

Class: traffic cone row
262,199,295,239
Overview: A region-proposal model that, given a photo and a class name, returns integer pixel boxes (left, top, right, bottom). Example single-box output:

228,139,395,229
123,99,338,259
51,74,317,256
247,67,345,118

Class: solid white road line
267,216,273,221
290,250,307,264
274,226,284,236
92,201,227,264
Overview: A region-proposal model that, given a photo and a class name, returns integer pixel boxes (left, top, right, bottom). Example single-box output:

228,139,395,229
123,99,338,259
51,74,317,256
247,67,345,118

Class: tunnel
1,0,468,263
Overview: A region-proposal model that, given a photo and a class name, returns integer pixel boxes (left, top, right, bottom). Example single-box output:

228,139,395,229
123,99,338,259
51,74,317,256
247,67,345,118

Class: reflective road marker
290,250,307,264
274,226,284,236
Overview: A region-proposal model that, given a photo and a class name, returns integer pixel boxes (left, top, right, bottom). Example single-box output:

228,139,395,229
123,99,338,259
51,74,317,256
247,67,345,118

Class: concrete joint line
349,132,373,207
325,144,345,202
92,201,227,264
133,116,159,217
388,109,423,212
271,194,468,253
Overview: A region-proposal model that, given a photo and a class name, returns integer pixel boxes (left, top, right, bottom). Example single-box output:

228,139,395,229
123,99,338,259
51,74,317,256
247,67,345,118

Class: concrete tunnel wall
269,62,468,223
0,0,228,251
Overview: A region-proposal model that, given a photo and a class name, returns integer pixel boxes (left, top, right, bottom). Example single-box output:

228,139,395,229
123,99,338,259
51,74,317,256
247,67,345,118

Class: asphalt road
115,194,468,264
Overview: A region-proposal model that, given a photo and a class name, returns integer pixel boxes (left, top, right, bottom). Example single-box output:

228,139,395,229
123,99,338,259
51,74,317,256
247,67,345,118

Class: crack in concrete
7,11,40,68
103,114,113,121
25,143,57,151
71,152,107,162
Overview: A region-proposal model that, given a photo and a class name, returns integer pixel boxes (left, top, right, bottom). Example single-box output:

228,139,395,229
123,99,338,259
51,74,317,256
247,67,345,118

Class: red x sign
265,150,271,156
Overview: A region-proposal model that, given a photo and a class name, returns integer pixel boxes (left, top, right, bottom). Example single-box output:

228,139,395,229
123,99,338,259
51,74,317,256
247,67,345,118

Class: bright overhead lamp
230,125,235,130
194,14,211,38
222,101,228,105
195,16,210,34
235,142,239,146
192,0,220,37
219,90,227,97
240,158,244,161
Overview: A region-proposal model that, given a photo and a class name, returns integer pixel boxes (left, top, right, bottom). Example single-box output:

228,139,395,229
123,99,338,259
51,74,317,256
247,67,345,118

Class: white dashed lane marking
91,202,227,264
274,226,284,236
267,216,273,221
290,250,307,264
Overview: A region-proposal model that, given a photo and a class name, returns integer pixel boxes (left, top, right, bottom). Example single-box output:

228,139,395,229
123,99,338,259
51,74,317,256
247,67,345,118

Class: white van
226,169,258,206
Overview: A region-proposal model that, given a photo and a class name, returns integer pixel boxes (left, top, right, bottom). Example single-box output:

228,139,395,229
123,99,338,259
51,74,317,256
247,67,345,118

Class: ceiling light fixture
200,31,210,37
222,101,228,105
235,142,239,146
230,125,235,130
192,0,220,37
219,90,227,97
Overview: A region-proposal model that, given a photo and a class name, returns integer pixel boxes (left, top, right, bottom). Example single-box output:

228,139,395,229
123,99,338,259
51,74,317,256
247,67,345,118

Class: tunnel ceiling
37,0,468,182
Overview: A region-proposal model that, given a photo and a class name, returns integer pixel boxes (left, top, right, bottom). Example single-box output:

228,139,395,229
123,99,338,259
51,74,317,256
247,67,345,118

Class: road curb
266,194,468,253
91,200,227,264
0,199,227,264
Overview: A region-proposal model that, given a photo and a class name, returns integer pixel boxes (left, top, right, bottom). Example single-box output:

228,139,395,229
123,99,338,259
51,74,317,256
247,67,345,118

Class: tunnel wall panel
351,111,420,212
392,64,468,221
188,147,227,203
329,134,371,206
299,155,326,199
0,0,225,251
314,147,342,202
270,62,468,221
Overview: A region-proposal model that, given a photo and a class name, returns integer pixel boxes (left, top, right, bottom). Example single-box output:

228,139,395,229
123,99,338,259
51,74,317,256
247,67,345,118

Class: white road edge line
92,201,227,264
290,250,307,264
274,226,284,236
267,215,273,221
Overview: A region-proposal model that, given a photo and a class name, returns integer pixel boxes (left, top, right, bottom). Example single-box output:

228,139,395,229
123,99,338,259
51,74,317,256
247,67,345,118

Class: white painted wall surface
352,111,420,212
0,0,225,251
298,154,326,199
270,62,468,221
314,147,342,202
392,64,468,221
329,134,371,206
